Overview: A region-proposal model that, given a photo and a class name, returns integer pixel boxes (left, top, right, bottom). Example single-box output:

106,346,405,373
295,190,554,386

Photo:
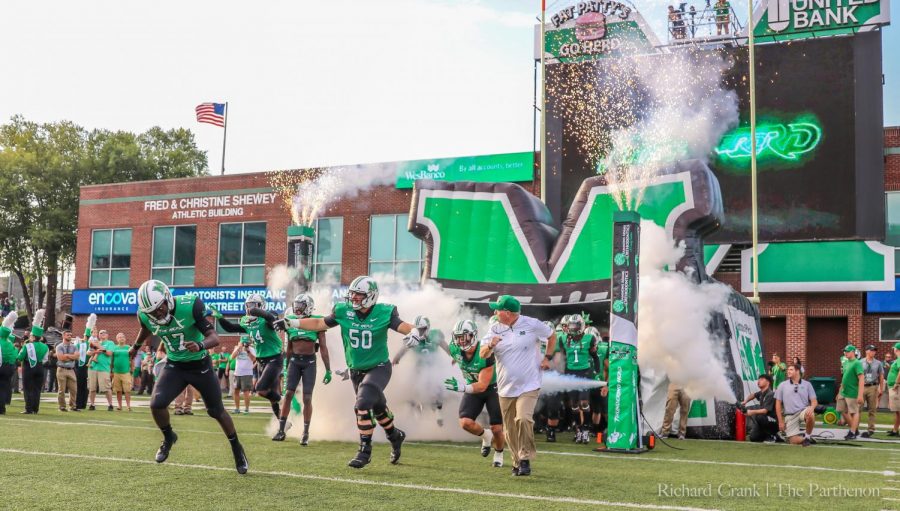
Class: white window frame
312,216,343,283
217,221,267,286
151,224,197,286
879,317,900,343
367,214,424,281
89,228,132,288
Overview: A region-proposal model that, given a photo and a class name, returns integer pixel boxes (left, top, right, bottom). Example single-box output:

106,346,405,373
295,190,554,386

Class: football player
559,314,598,444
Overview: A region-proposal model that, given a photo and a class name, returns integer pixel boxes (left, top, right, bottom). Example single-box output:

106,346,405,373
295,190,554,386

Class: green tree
0,116,209,327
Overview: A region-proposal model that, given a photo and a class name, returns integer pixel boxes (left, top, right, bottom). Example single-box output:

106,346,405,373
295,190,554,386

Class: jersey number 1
348,329,372,349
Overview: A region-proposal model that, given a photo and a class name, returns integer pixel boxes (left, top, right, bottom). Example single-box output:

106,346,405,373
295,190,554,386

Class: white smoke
293,164,397,226
540,371,605,395
602,50,739,208
271,278,486,443
636,221,736,403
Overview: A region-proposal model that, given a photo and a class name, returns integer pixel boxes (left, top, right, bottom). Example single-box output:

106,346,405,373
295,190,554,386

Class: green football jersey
138,295,207,363
240,314,282,358
562,333,594,371
412,330,443,355
449,342,496,385
594,338,609,375
285,314,321,343
331,302,395,371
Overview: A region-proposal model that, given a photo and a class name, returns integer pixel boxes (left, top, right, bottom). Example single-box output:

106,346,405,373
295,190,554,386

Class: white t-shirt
480,315,553,398
234,346,256,377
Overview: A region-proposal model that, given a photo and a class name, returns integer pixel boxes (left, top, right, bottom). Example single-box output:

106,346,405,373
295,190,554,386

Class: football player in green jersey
392,316,450,426
215,293,286,418
443,319,505,467
129,280,248,474
286,276,422,469
273,293,332,445
589,329,610,439
560,315,599,444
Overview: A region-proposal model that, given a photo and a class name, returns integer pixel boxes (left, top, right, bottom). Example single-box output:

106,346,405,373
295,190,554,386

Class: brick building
73,130,900,376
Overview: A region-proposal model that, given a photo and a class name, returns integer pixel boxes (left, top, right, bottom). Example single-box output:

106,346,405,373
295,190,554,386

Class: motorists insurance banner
72,287,349,315
751,0,890,41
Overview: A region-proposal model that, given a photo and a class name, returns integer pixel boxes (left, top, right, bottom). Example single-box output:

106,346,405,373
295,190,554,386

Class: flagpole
221,102,228,176
539,0,547,204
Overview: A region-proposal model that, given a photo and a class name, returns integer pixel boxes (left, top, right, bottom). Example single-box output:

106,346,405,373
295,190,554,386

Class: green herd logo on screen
612,300,625,313
614,253,627,266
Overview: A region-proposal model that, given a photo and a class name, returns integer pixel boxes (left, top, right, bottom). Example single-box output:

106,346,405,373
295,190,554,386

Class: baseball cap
865,344,877,352
894,342,900,350
843,344,856,353
489,295,521,313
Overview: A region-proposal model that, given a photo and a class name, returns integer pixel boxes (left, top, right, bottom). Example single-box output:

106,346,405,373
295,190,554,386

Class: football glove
443,377,469,393
323,370,332,385
404,332,424,348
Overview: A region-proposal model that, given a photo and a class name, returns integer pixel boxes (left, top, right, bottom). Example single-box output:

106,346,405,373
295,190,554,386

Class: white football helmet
137,280,175,326
293,293,315,317
568,314,585,336
244,293,265,313
414,315,430,337
452,319,478,351
347,276,378,311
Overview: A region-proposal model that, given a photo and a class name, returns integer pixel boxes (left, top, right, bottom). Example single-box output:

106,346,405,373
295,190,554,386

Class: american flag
195,102,226,127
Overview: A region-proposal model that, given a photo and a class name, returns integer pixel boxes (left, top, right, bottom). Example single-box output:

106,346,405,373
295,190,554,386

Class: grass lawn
0,395,898,511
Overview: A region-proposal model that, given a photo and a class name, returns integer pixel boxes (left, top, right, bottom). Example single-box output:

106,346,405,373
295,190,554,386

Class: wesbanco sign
143,192,278,220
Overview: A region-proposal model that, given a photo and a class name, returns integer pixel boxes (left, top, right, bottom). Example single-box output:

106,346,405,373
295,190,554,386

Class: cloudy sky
1,0,897,174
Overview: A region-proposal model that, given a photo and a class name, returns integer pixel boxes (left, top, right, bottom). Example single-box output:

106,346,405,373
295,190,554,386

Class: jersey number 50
348,329,372,349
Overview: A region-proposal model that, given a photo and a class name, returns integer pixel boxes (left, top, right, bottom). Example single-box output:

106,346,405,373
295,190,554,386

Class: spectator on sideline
775,364,817,446
55,331,79,412
840,345,865,440
741,374,778,442
229,335,256,414
480,295,556,477
110,333,133,411
887,342,900,437
859,345,885,438
792,357,804,379
138,345,154,395
44,347,57,393
87,330,115,411
769,354,787,391
131,345,144,393
661,382,691,440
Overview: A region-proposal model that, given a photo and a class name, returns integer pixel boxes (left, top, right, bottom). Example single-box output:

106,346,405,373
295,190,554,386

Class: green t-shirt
887,362,899,387
715,1,730,17
0,337,16,365
138,295,208,363
211,353,221,368
111,345,132,374
449,342,496,385
285,313,321,343
330,302,396,371
240,314,282,358
89,340,117,372
841,359,864,398
770,362,787,390
17,341,49,368
228,354,236,370
562,333,594,371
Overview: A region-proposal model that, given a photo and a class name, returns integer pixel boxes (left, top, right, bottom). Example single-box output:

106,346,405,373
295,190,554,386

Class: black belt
864,383,878,387
291,354,316,361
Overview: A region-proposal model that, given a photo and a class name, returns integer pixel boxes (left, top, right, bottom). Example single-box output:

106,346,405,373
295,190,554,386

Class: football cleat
272,431,286,441
232,442,249,474
492,450,504,468
300,432,309,446
348,444,372,469
389,429,406,464
155,432,178,463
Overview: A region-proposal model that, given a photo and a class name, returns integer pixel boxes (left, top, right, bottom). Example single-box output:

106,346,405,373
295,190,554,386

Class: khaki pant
499,389,539,468
112,373,133,394
174,385,193,412
56,367,77,409
662,386,691,437
863,385,880,432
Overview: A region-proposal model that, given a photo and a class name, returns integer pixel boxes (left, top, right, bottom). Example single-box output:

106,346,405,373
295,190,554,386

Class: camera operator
740,374,779,442
229,335,256,414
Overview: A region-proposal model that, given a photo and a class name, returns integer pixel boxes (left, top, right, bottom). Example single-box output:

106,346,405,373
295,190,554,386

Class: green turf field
1,395,898,511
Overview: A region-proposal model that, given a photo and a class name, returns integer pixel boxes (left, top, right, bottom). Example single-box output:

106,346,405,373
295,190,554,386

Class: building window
879,318,900,342
90,228,131,288
314,217,343,283
368,214,424,282
152,225,197,286
886,192,900,274
218,222,266,285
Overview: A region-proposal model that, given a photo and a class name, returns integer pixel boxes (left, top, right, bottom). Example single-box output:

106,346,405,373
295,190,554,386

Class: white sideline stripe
883,497,900,502
0,417,271,438
411,443,897,476
882,488,900,492
0,448,719,511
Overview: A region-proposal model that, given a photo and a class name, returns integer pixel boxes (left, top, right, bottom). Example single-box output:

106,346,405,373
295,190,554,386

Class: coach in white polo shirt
480,295,555,477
